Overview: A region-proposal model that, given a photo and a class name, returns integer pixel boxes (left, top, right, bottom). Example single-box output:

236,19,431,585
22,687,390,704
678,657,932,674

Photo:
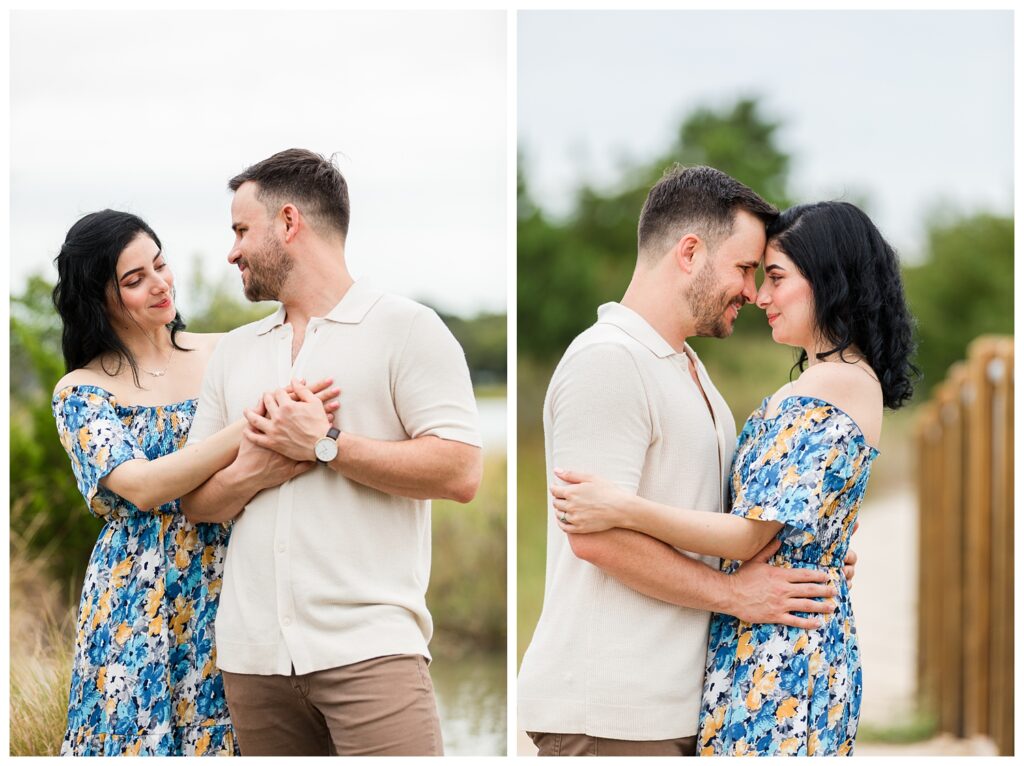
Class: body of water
477,397,507,454
432,650,506,755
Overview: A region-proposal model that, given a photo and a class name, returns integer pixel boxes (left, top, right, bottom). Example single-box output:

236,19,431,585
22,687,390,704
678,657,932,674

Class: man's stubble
686,259,738,339
243,230,294,303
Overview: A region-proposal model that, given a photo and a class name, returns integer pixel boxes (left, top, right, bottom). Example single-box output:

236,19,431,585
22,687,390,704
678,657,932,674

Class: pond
476,397,507,454
431,650,506,755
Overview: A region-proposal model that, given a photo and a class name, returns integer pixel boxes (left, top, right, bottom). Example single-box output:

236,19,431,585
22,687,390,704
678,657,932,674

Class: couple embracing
518,166,916,757
51,149,482,756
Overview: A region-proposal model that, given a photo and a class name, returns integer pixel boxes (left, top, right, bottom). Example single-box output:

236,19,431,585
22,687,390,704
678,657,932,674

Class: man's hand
726,539,836,629
245,378,336,462
236,426,315,490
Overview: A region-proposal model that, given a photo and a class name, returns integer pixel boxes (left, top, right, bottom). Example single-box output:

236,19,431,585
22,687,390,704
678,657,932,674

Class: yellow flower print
114,623,133,646
195,731,211,756
776,696,798,722
110,557,133,589
778,736,800,754
737,630,754,660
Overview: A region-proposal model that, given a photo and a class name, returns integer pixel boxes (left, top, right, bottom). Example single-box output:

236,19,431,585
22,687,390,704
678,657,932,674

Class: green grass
856,709,938,744
474,383,508,400
429,453,508,653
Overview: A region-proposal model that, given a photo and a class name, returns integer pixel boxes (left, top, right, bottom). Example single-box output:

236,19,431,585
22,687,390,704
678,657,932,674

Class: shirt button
277,543,286,553
282,616,292,626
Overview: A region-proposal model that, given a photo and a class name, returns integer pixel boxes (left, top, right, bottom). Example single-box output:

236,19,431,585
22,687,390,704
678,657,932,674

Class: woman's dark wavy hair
52,210,189,387
767,201,918,409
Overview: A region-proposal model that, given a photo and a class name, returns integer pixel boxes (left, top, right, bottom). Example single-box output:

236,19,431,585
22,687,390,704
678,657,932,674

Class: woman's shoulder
789,362,883,446
52,366,116,400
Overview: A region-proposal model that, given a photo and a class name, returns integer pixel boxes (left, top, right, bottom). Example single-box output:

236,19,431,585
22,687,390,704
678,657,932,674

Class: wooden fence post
916,336,1013,755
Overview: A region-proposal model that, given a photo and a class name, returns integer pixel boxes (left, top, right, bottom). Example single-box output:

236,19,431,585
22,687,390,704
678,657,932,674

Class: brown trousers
528,731,698,757
221,654,443,756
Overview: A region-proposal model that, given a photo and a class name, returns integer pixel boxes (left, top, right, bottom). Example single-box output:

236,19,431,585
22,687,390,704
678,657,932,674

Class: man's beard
687,261,741,339
242,232,293,302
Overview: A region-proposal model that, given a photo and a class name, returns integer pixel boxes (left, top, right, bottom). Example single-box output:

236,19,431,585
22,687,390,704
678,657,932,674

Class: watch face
315,437,338,462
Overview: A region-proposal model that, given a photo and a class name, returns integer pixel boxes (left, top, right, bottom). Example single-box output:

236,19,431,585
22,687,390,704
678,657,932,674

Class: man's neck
620,277,693,354
280,249,354,327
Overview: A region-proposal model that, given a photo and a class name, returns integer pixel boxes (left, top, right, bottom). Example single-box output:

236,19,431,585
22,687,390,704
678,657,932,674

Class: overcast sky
518,10,1013,263
11,11,506,318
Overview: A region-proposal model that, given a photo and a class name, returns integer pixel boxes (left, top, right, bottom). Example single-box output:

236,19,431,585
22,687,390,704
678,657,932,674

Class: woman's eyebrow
118,252,163,281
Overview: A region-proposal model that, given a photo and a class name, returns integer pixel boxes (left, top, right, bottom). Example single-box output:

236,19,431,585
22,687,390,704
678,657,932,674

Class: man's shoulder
369,291,435,324
549,325,650,396
559,322,650,369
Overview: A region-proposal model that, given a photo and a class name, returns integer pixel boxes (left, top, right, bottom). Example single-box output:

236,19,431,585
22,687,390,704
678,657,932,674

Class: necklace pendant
147,370,166,377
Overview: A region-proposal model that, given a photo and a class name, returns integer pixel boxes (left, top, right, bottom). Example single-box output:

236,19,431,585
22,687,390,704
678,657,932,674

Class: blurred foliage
904,211,1014,397
11,262,507,646
429,454,507,651
434,309,507,388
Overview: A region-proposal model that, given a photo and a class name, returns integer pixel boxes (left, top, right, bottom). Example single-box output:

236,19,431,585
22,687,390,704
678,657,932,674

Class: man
517,165,850,756
181,148,482,756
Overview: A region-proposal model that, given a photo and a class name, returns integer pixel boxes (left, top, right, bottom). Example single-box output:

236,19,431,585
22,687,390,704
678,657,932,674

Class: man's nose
742,275,758,304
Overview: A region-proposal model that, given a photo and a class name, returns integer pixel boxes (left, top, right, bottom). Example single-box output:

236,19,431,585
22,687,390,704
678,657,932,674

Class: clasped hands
233,378,340,489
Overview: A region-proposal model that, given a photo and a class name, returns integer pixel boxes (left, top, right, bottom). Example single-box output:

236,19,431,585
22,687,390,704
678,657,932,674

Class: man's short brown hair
229,148,350,239
637,165,777,261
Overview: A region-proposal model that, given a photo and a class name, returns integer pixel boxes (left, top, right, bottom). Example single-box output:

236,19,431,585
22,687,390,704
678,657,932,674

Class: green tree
904,211,1013,397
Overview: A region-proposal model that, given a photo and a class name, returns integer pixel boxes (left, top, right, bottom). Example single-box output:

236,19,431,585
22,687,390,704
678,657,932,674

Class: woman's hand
550,468,631,534
252,377,342,423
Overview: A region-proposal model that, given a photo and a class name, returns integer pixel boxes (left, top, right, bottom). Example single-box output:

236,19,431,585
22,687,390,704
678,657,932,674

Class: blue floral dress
52,385,237,756
697,395,878,757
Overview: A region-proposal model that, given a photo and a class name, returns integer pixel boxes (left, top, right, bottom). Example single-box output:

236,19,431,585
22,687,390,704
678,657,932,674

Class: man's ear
673,233,703,275
280,204,302,243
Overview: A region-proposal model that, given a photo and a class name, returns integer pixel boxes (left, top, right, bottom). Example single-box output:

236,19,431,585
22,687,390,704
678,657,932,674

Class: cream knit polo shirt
517,302,736,740
186,281,481,676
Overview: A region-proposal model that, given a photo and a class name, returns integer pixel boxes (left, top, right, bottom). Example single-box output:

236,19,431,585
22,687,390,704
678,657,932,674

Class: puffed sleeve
52,386,147,517
730,404,851,548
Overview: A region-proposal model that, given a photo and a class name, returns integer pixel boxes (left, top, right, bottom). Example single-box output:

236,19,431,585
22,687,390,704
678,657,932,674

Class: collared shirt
187,280,481,675
517,302,736,740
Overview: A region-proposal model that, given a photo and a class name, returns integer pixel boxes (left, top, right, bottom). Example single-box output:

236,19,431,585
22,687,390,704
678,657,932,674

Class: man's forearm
568,527,737,614
180,462,263,524
328,432,482,502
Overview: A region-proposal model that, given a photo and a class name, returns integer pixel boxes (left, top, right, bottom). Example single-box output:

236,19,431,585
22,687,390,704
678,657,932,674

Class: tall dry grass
10,518,77,756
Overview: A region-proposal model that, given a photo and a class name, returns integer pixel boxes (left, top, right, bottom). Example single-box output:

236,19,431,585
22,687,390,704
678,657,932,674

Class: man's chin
694,320,734,339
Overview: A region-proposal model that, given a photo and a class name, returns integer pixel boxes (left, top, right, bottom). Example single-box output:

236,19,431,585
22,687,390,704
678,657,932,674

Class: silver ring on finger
559,512,568,523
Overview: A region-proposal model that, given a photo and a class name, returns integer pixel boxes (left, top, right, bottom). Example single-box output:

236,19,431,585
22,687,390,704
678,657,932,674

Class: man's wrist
706,569,739,617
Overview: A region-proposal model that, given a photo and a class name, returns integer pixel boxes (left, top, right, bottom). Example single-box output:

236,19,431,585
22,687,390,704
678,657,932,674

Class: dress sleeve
730,406,848,548
52,387,147,517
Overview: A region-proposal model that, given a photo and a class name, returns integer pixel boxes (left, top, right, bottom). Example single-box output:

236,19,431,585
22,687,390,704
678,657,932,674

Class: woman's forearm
100,419,245,511
621,496,781,561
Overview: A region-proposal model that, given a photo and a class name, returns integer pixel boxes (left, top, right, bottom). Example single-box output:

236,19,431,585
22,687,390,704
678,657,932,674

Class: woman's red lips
152,298,170,308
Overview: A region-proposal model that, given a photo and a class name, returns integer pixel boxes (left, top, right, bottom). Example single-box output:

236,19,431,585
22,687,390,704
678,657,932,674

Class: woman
51,210,339,756
549,201,916,757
